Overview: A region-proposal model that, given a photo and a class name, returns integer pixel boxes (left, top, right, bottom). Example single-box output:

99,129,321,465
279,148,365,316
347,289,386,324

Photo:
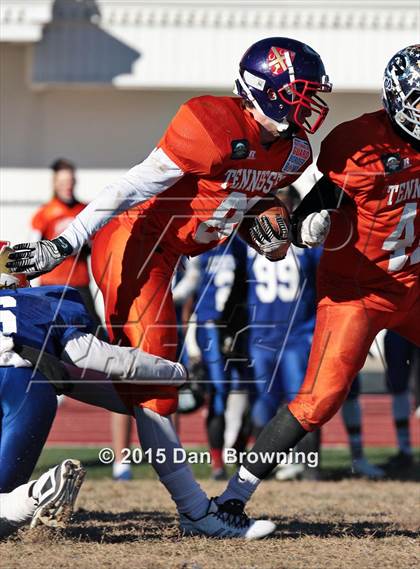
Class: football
238,194,291,260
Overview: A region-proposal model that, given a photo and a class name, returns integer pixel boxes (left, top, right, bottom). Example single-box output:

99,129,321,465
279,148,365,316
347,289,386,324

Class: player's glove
299,210,331,247
249,215,290,261
6,236,73,275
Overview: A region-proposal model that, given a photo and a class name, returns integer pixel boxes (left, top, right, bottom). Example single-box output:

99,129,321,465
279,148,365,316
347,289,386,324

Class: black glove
6,237,73,275
249,215,290,261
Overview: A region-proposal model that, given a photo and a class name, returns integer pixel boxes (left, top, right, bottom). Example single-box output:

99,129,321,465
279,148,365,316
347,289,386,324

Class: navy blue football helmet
383,45,420,142
235,37,332,133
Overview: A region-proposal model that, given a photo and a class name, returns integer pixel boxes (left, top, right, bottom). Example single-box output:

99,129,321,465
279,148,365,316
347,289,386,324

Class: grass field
2,447,419,569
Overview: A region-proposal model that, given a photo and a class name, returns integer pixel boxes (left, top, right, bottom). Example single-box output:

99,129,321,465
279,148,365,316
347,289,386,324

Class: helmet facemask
394,88,420,141
276,77,331,134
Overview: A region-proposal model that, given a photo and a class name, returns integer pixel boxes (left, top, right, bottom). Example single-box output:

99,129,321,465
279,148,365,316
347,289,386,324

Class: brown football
238,195,291,259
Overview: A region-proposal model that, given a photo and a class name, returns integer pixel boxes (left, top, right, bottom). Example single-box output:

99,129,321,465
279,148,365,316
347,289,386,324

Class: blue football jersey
247,245,322,345
195,237,247,322
0,286,94,358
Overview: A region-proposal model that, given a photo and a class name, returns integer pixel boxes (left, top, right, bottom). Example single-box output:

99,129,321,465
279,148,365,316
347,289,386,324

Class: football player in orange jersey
212,45,420,514
31,158,101,323
8,37,332,538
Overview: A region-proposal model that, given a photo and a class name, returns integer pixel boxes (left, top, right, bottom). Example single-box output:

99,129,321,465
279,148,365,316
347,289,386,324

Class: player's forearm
62,332,187,385
60,148,184,252
290,176,350,247
292,176,345,221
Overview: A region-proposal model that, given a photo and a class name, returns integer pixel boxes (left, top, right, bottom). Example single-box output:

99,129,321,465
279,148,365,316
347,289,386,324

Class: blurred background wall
1,0,418,242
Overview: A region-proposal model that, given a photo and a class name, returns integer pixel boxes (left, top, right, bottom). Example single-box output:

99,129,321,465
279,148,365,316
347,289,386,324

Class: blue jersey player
383,330,419,472
195,236,250,479
247,230,323,479
247,241,321,430
0,243,189,536
0,243,276,540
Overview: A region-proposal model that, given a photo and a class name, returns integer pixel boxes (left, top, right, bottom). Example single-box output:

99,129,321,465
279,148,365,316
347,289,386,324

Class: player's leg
91,218,179,414
93,221,275,538
278,336,321,480
383,330,415,470
223,364,250,454
250,346,283,435
341,376,385,478
385,297,420,471
0,368,57,493
196,322,229,479
135,406,275,539
111,413,133,481
217,301,386,506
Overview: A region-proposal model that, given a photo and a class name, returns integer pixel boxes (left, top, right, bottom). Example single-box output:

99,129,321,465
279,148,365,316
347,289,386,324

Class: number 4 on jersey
382,202,420,272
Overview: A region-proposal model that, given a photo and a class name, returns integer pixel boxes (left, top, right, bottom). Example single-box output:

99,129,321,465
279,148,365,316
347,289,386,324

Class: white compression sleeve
62,331,186,385
60,147,184,251
134,406,183,477
134,407,209,518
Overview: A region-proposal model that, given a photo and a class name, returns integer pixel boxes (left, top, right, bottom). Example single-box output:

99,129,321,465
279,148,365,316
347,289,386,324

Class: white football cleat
352,458,385,480
179,498,276,539
274,462,306,481
30,459,86,529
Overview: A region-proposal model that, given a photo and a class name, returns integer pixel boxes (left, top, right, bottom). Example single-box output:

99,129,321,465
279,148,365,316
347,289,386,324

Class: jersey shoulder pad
185,96,249,139
186,96,251,159
317,110,386,192
159,96,224,175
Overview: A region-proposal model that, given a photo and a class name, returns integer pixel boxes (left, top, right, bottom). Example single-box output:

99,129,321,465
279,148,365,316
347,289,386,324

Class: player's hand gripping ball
239,196,291,261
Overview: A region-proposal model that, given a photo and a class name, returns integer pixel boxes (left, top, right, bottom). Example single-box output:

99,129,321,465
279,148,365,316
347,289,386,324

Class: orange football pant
91,217,180,416
289,295,420,431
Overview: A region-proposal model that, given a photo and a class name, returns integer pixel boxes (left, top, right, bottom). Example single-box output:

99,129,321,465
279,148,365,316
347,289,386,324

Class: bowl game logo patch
231,139,250,160
282,137,311,174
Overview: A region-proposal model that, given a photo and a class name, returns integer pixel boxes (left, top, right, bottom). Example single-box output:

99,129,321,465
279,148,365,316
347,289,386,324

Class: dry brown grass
1,479,419,569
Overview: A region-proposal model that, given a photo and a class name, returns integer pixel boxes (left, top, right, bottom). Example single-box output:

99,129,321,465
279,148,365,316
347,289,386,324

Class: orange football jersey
32,198,90,286
317,109,420,310
119,96,312,256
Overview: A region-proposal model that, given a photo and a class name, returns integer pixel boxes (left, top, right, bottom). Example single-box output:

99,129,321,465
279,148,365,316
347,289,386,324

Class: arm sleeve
290,176,352,246
62,331,186,385
60,147,185,252
292,176,349,218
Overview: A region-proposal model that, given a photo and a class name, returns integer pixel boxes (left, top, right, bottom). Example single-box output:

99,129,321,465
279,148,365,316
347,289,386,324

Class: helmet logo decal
243,70,266,91
268,47,295,76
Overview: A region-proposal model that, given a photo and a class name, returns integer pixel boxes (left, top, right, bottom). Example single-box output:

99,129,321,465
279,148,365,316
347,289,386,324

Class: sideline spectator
31,158,101,325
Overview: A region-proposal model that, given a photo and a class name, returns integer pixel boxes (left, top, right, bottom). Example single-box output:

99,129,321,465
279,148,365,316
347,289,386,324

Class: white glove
300,210,331,247
6,237,73,276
